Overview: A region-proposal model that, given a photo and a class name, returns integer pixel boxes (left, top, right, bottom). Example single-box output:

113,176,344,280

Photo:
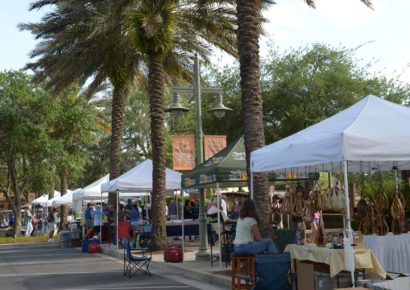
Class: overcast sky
1,0,409,83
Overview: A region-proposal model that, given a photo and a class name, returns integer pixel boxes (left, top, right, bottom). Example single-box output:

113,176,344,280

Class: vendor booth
101,159,182,250
182,137,248,267
251,95,410,286
72,174,110,212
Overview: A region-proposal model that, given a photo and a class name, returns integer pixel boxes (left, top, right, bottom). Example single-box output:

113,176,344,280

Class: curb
101,247,231,289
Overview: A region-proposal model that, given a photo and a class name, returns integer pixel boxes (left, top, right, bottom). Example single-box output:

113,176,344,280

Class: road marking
0,271,121,278
61,287,191,290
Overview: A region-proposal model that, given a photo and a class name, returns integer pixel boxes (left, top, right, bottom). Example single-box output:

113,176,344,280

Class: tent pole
250,172,254,200
116,190,119,252
343,160,355,286
182,191,185,261
217,183,222,268
100,191,102,246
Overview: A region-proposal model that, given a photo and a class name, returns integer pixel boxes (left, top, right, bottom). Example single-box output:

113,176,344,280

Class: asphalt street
0,242,202,290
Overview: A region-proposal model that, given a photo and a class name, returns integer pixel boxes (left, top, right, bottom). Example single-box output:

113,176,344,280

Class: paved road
0,242,201,290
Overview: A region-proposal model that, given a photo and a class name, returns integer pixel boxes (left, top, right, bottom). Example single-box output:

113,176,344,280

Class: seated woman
234,199,278,255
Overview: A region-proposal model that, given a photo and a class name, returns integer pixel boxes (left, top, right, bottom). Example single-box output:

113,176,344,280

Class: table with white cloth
284,244,386,279
364,232,410,274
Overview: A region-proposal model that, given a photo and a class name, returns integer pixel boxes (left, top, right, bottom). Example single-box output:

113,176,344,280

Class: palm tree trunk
148,52,167,250
237,0,271,237
108,81,129,207
60,167,68,230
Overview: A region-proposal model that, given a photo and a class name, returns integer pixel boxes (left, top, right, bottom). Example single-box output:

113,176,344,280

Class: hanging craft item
302,191,314,225
357,190,370,234
292,187,304,218
331,180,344,211
281,186,292,215
391,191,405,234
375,185,389,235
321,186,331,211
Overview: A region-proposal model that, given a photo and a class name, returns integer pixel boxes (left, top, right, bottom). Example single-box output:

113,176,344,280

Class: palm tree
130,0,237,249
21,0,142,207
235,0,373,236
24,0,237,249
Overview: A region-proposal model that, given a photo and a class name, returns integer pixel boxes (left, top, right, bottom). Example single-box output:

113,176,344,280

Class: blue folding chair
123,237,152,278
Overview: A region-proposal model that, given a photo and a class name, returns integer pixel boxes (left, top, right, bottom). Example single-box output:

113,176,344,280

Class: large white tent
251,95,410,174
101,159,182,251
72,174,109,211
47,191,62,207
101,159,182,193
251,95,410,283
53,188,80,206
31,194,48,205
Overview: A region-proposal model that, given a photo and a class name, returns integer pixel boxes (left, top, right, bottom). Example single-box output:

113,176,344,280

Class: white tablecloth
373,277,410,290
364,233,410,274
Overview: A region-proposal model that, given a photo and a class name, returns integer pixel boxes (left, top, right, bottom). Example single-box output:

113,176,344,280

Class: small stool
231,253,256,290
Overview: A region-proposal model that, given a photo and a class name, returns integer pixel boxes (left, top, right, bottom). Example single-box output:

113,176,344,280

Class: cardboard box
296,261,330,290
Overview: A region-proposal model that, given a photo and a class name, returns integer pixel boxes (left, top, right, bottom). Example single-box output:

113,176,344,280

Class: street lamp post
166,53,232,259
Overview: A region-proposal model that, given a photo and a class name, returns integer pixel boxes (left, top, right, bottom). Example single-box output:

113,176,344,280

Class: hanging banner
204,135,227,161
172,135,196,170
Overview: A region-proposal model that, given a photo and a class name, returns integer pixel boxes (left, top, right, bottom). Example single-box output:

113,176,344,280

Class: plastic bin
81,239,100,253
59,231,70,248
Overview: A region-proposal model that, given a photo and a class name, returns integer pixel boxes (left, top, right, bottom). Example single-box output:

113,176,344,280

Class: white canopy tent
47,191,62,207
251,95,410,283
53,189,80,206
101,159,182,252
31,194,48,205
72,174,110,211
251,95,410,174
101,159,181,193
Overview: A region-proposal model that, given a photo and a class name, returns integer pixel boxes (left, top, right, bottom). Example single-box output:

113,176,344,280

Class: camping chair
221,222,236,268
123,237,152,278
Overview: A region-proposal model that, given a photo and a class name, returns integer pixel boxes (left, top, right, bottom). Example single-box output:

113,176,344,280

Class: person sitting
234,199,278,255
207,197,230,243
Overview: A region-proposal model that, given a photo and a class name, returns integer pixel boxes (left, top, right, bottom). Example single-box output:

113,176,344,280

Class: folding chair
123,237,152,278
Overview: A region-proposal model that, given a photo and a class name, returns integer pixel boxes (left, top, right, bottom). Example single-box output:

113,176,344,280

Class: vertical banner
204,135,227,160
172,135,196,170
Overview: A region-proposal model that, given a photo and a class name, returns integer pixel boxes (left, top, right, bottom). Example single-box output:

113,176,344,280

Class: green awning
181,137,247,189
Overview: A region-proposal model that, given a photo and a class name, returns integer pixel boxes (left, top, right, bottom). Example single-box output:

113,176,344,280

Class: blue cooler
255,253,291,290
81,239,100,253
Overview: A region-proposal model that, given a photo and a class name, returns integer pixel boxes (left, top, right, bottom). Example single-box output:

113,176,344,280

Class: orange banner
204,135,227,160
172,135,196,170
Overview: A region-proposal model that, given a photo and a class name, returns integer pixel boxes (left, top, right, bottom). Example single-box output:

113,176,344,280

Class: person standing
93,205,102,239
84,203,94,236
234,199,278,255
47,208,57,242
24,205,34,237
191,200,199,220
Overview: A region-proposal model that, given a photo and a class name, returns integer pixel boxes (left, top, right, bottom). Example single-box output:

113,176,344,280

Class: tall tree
261,42,410,142
47,85,99,228
21,0,141,207
235,0,373,236
130,0,237,249
24,0,237,249
0,71,55,236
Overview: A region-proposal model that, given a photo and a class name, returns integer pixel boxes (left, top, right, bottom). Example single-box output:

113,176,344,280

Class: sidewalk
101,240,232,290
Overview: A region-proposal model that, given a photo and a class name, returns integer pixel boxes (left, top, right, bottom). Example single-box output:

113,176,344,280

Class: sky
1,0,409,84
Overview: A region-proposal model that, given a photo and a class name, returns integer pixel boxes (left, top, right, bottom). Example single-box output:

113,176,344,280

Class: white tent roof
101,159,182,193
47,191,62,207
53,188,79,206
251,95,410,173
73,174,109,202
31,194,48,205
